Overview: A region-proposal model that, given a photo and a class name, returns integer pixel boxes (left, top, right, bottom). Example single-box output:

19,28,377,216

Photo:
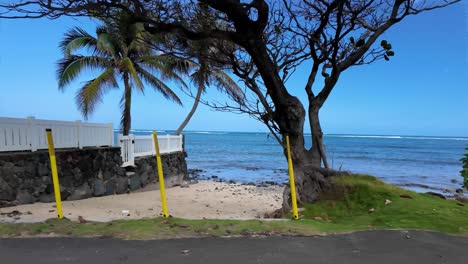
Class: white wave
402,136,468,141
328,135,402,139
184,131,229,135
325,134,468,141
133,129,166,133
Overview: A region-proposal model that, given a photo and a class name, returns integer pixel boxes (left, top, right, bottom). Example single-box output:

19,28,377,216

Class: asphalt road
1,230,467,264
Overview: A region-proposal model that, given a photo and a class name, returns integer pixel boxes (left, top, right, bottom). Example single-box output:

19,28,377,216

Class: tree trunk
272,97,332,212
173,84,203,135
242,40,334,212
309,106,329,169
121,73,132,136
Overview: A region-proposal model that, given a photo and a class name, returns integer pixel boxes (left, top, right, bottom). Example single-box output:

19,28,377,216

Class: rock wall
128,152,187,191
0,148,187,207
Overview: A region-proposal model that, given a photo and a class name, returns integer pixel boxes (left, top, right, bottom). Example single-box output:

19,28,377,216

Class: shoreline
187,168,466,197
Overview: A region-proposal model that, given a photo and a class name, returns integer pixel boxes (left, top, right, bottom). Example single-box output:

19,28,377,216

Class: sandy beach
0,181,283,223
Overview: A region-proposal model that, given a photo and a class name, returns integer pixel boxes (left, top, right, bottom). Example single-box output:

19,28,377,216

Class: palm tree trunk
174,85,203,135
122,72,132,136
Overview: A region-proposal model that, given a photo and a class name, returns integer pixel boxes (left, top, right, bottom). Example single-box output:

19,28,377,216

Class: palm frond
209,70,245,103
121,57,144,91
190,68,209,94
138,55,190,89
57,55,111,90
97,32,119,60
134,64,183,105
59,27,98,56
75,67,118,118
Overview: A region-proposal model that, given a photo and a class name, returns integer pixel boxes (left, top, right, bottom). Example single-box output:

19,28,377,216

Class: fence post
27,116,37,151
118,134,125,165
129,134,135,166
181,135,185,152
109,123,114,147
76,120,83,149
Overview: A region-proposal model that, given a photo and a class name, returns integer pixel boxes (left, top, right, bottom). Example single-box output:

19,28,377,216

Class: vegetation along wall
0,147,187,207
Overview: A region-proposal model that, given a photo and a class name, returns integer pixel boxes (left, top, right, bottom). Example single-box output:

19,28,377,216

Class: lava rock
115,177,128,194
39,193,55,203
425,192,446,200
93,179,106,196
68,184,93,201
105,179,116,195
37,163,50,176
16,190,34,204
128,175,142,191
0,178,15,201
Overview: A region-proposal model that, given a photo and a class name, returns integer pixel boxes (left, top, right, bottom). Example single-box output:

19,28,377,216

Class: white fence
118,134,183,167
0,116,114,152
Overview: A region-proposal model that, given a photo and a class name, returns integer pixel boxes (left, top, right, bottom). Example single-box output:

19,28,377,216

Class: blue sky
0,3,467,136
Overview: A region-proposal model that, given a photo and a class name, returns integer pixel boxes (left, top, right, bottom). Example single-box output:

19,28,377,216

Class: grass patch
301,175,468,234
1,175,467,239
0,218,320,240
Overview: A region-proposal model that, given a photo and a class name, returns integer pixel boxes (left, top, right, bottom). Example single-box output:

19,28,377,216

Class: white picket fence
0,116,114,152
118,134,183,167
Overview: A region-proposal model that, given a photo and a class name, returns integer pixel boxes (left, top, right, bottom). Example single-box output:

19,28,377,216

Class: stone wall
128,152,187,191
0,148,187,207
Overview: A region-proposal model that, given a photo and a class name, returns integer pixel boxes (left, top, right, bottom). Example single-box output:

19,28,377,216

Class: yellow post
152,131,169,218
285,134,299,220
45,129,64,219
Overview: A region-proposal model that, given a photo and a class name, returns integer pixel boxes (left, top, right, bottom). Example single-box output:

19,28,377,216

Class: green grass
0,218,320,239
1,175,467,239
300,175,468,234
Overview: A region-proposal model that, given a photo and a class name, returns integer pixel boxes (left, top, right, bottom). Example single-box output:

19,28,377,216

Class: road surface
1,230,467,263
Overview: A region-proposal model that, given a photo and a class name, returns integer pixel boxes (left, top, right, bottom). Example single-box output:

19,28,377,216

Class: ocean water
117,130,468,194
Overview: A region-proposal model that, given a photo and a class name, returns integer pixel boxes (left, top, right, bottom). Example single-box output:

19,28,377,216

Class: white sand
0,181,283,223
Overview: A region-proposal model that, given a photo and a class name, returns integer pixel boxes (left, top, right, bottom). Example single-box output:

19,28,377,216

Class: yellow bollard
152,131,169,218
285,134,299,220
45,129,64,219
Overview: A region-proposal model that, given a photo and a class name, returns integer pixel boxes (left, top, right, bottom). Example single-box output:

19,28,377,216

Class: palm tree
172,5,244,135
57,13,186,135
174,58,244,135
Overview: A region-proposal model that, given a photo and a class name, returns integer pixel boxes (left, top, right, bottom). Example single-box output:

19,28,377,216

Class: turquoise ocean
116,130,468,195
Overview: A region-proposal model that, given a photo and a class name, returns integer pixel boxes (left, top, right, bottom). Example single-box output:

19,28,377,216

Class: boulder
128,175,141,191
93,179,106,196
68,184,93,201
37,163,49,176
1,162,15,177
115,177,128,194
165,173,184,188
60,189,71,200
0,178,16,201
72,167,83,182
425,191,446,200
105,179,116,195
39,193,55,203
16,190,34,204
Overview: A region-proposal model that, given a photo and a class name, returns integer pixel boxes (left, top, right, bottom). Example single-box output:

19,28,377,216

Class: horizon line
114,129,468,139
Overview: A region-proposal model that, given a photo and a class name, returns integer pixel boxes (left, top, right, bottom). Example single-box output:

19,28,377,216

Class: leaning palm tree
57,13,187,135
173,58,244,135
172,5,244,135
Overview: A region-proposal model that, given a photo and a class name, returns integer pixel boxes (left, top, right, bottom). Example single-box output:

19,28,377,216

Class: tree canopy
56,12,186,135
1,0,460,208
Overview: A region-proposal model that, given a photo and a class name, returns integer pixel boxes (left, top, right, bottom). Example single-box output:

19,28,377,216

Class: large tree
1,0,459,211
57,12,186,135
